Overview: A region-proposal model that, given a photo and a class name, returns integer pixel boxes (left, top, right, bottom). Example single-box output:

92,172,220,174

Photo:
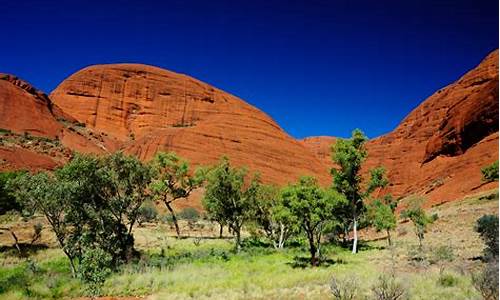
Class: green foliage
438,273,459,287
475,214,499,261
331,129,368,210
249,184,295,249
78,247,112,297
481,161,499,182
367,167,390,194
10,171,73,263
150,152,205,201
150,152,205,237
178,207,200,220
331,129,391,253
10,152,154,276
0,128,12,134
202,156,258,250
0,170,25,214
401,197,433,248
368,199,397,245
280,176,347,266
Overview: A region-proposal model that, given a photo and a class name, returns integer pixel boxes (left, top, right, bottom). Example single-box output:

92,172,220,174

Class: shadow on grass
0,243,49,258
287,256,347,269
163,234,234,240
323,240,385,252
357,241,385,251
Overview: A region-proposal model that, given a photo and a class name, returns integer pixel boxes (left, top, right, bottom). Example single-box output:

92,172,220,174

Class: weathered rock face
2,50,497,207
0,74,66,139
299,136,336,170
302,50,499,206
0,74,118,171
423,52,499,162
50,64,330,185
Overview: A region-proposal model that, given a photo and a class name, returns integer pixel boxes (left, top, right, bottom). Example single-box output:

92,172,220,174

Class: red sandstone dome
49,64,330,185
1,50,498,207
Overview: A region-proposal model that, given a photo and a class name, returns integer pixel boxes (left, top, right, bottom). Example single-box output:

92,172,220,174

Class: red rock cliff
301,50,499,205
50,64,330,185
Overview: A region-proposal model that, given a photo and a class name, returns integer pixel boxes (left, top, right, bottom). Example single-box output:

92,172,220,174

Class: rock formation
0,74,118,171
50,64,330,185
1,50,497,206
302,50,499,206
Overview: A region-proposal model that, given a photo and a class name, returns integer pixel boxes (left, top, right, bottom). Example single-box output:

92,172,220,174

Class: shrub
431,244,454,264
401,197,433,248
472,259,499,300
475,215,499,261
78,247,112,297
437,272,459,287
330,276,359,300
371,275,406,300
481,161,499,182
178,207,200,221
0,171,25,214
31,222,43,245
137,205,158,225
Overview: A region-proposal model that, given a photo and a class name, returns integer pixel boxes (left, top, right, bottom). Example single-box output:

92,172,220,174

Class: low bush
178,207,200,221
31,222,43,245
371,274,406,300
137,205,158,225
481,161,499,182
475,215,499,261
78,247,112,297
437,272,459,287
430,244,454,264
472,259,499,300
330,275,359,300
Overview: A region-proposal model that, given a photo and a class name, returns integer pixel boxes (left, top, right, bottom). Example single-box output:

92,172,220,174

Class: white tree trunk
352,218,358,254
278,223,285,249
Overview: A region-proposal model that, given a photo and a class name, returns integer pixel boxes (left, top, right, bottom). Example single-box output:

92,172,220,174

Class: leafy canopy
10,152,154,276
280,176,347,265
368,199,397,233
150,152,204,201
331,129,368,207
202,156,258,249
475,214,499,260
481,161,499,182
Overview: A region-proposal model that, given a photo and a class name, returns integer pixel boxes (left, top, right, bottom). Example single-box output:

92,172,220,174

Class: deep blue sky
1,0,498,139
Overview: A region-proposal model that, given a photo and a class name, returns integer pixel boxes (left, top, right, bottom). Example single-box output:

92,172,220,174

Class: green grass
0,236,484,300
0,253,82,300
104,241,373,299
0,189,496,299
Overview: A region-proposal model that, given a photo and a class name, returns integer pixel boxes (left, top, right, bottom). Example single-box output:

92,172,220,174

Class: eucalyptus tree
331,129,390,253
10,152,154,276
281,176,347,266
150,152,204,237
202,156,258,251
251,184,294,249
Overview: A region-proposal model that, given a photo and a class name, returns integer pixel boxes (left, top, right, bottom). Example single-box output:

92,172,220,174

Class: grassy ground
0,189,497,299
